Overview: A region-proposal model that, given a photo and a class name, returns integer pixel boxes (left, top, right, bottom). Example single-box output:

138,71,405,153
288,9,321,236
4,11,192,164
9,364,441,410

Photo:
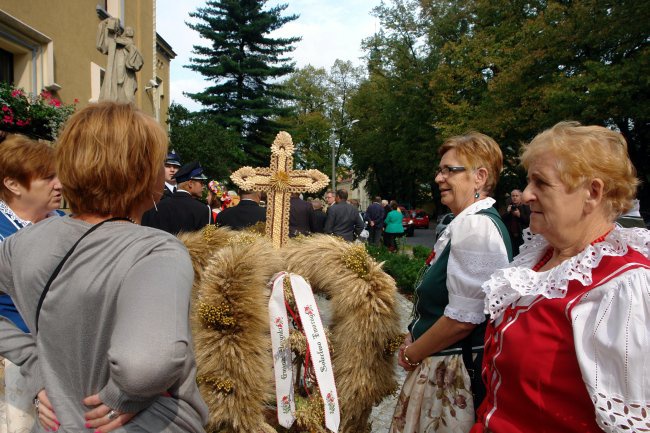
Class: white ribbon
269,272,295,428
268,272,340,432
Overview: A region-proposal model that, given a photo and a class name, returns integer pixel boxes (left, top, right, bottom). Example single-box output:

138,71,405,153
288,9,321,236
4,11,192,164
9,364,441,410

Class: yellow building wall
0,0,172,123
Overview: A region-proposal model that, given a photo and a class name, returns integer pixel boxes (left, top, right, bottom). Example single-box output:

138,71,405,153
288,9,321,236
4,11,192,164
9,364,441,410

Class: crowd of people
138,153,393,246
0,101,647,433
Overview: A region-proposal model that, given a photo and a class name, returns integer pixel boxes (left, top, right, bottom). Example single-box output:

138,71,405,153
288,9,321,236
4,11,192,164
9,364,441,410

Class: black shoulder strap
35,217,130,333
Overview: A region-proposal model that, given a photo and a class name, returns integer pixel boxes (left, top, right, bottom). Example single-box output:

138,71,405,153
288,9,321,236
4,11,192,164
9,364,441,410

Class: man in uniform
142,161,212,234
162,150,182,199
289,193,316,237
216,190,266,230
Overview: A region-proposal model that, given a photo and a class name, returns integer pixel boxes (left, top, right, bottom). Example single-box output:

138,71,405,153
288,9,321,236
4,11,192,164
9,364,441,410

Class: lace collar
0,200,32,228
483,226,650,319
435,198,496,251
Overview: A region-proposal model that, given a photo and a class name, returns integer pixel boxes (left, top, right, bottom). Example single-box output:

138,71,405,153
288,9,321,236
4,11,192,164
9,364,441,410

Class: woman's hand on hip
35,389,60,431
83,394,136,433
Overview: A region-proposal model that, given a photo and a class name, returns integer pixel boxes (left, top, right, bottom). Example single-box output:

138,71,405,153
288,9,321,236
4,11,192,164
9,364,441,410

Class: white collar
165,181,176,191
0,200,32,227
483,226,650,319
435,198,496,249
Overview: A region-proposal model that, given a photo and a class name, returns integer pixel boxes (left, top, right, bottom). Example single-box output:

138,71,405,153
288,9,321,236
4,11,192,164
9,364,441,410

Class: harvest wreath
178,226,403,433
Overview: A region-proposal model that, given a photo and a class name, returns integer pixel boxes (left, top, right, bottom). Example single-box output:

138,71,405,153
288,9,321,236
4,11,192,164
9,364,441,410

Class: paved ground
368,292,413,433
316,291,413,433
403,226,435,249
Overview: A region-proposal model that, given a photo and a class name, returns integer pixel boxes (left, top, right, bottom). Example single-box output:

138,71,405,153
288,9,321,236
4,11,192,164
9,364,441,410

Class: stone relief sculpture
96,17,144,103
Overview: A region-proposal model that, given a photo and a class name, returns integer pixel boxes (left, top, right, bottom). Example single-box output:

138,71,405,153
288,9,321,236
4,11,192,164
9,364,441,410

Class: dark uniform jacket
312,210,327,233
324,200,364,241
289,196,316,237
216,200,266,230
161,185,175,200
141,191,212,235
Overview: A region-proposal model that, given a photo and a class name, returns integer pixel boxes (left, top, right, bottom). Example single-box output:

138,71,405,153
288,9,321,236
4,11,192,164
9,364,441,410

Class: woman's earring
474,191,480,199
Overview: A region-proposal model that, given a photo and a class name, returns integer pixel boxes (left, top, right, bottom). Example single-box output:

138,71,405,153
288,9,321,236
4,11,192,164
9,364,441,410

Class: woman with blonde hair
0,134,62,433
0,102,208,432
472,122,650,432
391,132,512,433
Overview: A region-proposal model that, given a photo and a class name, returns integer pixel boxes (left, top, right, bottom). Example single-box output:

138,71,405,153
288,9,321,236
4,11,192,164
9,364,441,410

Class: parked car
399,206,415,238
435,212,454,240
399,208,430,237
411,209,430,229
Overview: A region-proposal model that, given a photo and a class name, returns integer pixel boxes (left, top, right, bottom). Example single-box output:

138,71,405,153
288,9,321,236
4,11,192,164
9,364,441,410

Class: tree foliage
277,61,364,181
345,0,650,210
348,0,440,207
186,0,300,165
167,102,244,183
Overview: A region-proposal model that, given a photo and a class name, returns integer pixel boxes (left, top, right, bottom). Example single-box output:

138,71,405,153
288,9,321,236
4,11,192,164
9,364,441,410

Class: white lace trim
483,226,650,319
454,248,509,276
435,198,496,250
0,200,32,227
592,391,650,433
444,305,486,324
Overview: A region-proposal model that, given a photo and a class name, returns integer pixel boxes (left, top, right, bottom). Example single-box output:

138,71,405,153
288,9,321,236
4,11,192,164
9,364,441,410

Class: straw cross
230,131,329,248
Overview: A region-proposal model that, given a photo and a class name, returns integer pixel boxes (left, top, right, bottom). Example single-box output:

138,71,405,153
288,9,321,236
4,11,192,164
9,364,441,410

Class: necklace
532,228,613,272
73,214,136,225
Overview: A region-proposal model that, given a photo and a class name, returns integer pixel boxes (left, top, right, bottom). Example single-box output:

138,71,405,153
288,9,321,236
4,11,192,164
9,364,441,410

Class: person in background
206,180,224,222
162,151,181,200
216,190,266,230
382,199,391,217
323,189,364,241
141,161,212,235
0,102,208,433
365,196,385,246
391,132,512,433
349,198,363,219
0,134,63,433
616,199,645,228
383,201,404,252
501,188,530,256
311,199,327,233
289,193,316,237
324,190,336,210
472,122,650,433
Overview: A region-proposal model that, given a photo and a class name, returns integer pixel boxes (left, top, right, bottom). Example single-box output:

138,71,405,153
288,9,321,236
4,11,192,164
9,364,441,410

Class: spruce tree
186,0,300,165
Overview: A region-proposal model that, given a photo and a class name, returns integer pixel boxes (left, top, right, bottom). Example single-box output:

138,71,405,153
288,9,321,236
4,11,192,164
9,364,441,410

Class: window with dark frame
0,48,14,84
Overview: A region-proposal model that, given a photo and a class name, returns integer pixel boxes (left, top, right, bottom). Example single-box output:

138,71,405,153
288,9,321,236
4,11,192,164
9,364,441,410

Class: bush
366,244,426,294
412,245,432,261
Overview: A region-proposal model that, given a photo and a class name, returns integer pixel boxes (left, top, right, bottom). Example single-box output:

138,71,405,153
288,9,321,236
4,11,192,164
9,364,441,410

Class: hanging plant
0,82,76,141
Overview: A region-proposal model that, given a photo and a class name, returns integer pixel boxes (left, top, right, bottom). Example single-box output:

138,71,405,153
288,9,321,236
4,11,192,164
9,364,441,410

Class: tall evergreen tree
186,0,300,165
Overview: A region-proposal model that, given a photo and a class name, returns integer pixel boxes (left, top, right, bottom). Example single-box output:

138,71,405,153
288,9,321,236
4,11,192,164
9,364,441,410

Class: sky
156,0,382,110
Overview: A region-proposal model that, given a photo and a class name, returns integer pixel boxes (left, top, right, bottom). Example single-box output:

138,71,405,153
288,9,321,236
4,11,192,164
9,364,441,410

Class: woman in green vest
390,132,513,433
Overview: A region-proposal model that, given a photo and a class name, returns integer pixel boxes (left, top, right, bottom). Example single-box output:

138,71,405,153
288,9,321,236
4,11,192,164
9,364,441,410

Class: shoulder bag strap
35,217,130,333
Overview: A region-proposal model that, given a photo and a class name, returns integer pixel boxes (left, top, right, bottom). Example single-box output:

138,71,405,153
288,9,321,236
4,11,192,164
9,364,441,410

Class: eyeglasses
434,165,466,177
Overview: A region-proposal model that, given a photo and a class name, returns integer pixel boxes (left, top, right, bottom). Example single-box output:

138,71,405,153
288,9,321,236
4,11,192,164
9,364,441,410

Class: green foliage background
172,0,649,214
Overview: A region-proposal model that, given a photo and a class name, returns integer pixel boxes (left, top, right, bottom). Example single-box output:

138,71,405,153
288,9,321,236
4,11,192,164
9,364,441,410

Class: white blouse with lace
432,198,510,325
482,226,650,433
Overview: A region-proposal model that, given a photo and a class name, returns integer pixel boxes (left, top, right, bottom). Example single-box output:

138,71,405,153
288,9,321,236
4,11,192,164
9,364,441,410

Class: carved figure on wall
96,18,144,103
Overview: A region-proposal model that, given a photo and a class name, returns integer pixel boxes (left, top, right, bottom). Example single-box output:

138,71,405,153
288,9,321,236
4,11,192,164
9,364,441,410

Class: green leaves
185,0,300,166
167,103,245,182
348,0,650,207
